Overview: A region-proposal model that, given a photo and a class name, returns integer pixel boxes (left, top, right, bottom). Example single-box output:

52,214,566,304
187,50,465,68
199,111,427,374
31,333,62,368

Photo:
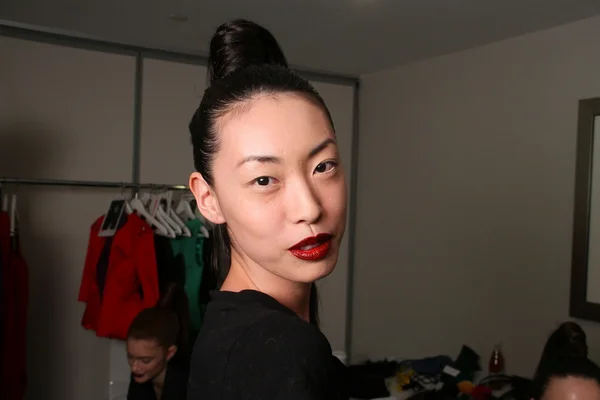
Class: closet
0,26,358,400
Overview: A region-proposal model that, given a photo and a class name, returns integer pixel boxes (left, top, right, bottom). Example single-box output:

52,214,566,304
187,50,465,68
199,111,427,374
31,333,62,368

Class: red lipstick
289,233,333,261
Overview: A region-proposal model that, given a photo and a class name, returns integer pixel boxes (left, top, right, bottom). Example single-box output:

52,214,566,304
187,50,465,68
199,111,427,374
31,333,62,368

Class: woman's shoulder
232,312,346,398
213,290,331,355
245,307,330,351
189,290,345,399
203,289,332,359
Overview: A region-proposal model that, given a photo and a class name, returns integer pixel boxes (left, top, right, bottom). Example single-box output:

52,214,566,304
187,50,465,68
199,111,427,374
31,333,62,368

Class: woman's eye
314,161,337,174
253,176,275,186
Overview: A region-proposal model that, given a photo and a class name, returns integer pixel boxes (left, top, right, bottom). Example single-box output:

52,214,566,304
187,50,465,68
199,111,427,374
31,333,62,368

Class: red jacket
0,212,29,400
78,216,104,332
78,213,160,339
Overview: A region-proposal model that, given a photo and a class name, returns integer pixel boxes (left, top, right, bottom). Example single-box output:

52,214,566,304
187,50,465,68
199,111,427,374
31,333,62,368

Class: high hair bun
208,19,289,84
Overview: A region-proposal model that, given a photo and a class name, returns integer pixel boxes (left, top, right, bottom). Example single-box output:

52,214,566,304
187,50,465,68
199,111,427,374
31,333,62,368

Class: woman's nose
288,181,322,224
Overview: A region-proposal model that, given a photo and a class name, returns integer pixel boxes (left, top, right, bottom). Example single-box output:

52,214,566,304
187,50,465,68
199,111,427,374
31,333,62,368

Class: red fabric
0,211,9,267
78,216,104,331
78,213,160,339
0,211,11,398
0,212,29,400
472,385,493,400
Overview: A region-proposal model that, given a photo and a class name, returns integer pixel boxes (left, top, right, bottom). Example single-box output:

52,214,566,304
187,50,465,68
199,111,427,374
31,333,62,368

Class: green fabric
171,219,205,331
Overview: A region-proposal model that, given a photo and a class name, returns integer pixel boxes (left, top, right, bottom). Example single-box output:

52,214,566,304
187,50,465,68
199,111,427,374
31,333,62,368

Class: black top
153,234,185,294
127,362,188,400
186,290,348,400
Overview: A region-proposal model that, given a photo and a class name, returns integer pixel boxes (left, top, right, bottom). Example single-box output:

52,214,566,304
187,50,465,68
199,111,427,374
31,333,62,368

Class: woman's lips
289,233,332,261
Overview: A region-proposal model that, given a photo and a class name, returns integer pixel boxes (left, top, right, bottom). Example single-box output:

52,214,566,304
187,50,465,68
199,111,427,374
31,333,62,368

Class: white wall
0,35,356,400
353,14,600,376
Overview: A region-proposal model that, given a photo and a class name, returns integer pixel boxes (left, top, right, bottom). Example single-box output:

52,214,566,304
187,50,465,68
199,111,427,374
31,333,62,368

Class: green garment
171,219,205,331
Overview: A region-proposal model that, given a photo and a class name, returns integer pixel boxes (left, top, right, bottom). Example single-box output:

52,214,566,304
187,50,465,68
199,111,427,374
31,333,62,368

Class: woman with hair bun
186,19,348,399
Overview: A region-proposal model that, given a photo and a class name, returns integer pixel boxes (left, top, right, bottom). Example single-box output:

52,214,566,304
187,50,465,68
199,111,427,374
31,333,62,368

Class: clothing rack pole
0,177,189,191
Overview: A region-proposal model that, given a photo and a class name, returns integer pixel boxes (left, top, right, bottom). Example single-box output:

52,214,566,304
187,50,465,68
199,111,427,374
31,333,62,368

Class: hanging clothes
0,210,29,400
0,210,9,398
0,210,8,368
78,213,160,339
198,233,216,312
78,216,105,332
154,234,185,294
78,194,218,343
170,219,206,332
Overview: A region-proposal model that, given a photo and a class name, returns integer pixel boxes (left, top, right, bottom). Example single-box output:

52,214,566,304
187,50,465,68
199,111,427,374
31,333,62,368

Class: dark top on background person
127,283,190,400
530,355,600,400
185,18,349,399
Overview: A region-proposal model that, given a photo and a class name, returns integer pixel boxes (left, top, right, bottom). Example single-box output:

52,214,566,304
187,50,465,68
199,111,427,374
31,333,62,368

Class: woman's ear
166,345,178,362
189,172,225,224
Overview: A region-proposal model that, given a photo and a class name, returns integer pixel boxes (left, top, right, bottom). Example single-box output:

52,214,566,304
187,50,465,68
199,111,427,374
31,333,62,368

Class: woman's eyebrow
236,138,336,168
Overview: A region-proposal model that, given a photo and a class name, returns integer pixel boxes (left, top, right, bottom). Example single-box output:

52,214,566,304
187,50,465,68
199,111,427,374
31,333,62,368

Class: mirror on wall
570,97,600,321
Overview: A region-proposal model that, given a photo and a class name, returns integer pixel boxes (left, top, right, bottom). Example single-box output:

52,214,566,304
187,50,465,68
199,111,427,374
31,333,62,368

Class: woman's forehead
217,95,334,161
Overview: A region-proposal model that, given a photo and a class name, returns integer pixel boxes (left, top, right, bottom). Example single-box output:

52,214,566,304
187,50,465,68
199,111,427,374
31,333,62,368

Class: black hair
127,283,190,359
530,355,600,399
189,19,334,326
534,322,588,379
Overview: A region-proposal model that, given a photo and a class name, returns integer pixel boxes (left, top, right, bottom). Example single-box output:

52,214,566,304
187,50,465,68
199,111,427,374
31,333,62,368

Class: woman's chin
133,374,149,383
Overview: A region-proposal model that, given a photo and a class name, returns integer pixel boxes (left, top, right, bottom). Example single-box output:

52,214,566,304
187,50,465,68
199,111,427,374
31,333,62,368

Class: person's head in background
535,322,588,379
188,19,347,323
126,306,179,384
531,356,600,400
126,283,189,384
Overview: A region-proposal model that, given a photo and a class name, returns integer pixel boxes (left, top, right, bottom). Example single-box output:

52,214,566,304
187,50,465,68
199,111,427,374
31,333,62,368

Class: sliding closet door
0,37,135,400
309,81,355,354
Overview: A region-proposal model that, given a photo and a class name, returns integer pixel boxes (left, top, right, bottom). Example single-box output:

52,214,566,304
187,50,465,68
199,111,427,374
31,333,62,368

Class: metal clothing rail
0,177,188,191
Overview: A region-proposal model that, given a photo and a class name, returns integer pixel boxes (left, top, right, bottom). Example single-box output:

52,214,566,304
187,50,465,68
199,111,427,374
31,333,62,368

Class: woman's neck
152,366,167,397
221,257,312,321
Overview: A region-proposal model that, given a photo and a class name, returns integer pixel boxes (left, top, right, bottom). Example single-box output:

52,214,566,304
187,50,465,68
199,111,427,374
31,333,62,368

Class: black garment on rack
198,235,216,305
154,235,185,296
0,225,3,380
187,235,216,346
97,214,128,299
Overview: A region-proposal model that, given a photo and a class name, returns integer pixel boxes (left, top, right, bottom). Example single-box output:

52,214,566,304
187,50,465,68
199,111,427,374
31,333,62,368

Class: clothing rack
0,177,188,192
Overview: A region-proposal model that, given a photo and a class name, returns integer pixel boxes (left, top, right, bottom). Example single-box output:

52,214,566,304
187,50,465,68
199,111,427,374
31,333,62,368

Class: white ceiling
1,0,600,76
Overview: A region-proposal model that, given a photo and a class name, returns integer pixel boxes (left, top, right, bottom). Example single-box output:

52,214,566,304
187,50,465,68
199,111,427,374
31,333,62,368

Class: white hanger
169,208,191,237
140,192,152,209
163,191,188,235
129,197,170,237
153,193,181,236
155,211,177,238
119,185,133,215
157,204,181,236
176,197,196,222
124,200,133,215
